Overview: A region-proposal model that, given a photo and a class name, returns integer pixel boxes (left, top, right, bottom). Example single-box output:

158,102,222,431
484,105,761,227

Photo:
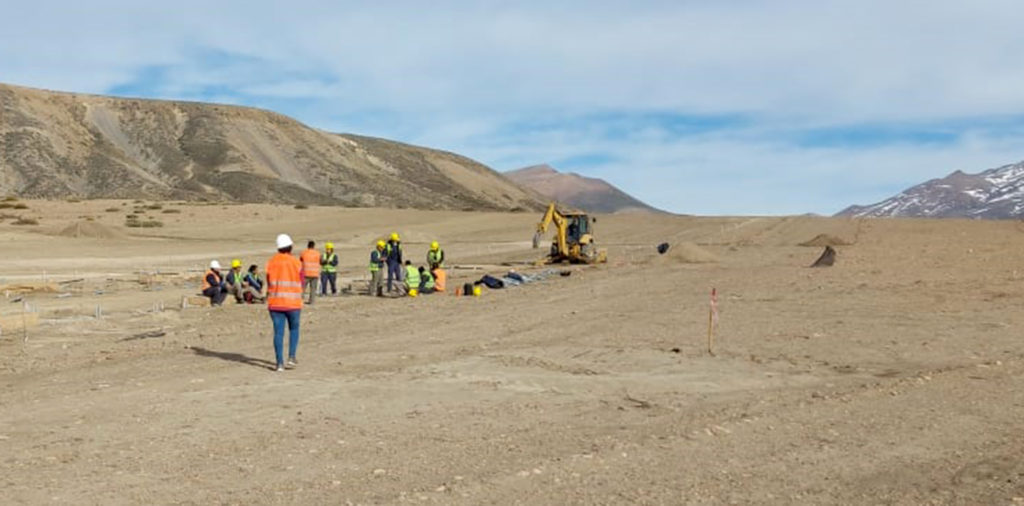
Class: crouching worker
202,260,228,306
403,260,420,297
431,266,446,293
244,265,266,303
418,266,436,294
224,259,247,303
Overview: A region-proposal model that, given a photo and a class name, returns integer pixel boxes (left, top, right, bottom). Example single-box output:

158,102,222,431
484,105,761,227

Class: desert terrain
1,199,1023,505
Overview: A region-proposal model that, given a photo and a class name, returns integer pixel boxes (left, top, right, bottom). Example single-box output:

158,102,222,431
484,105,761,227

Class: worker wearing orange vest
201,260,227,306
266,234,303,372
300,240,321,304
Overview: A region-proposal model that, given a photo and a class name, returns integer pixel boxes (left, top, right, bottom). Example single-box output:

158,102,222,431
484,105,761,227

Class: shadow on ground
190,346,276,370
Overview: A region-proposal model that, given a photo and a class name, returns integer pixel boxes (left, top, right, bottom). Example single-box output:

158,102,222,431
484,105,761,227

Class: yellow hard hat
472,286,482,297
408,288,419,297
430,241,439,250
376,240,386,248
390,232,400,241
231,259,241,269
325,242,334,250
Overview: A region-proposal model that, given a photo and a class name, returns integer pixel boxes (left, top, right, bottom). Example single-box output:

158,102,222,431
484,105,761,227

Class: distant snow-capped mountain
837,160,1024,218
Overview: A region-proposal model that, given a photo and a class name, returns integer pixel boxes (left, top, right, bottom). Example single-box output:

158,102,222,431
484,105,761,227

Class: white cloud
3,0,1024,213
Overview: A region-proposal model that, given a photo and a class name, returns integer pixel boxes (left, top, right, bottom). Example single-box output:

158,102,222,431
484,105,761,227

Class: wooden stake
707,288,717,356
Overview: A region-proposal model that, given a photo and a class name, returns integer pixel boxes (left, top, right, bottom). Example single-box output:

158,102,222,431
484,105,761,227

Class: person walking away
403,260,420,297
427,241,445,270
266,234,303,372
202,260,228,306
418,266,436,294
431,266,447,293
320,242,339,296
243,264,265,303
385,232,403,293
369,240,386,296
300,240,321,304
224,259,247,303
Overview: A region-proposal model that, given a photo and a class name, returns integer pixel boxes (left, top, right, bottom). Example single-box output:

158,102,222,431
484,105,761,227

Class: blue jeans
269,310,300,366
387,261,401,292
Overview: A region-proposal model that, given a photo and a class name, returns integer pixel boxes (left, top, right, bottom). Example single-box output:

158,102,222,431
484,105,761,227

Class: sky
3,1,1024,215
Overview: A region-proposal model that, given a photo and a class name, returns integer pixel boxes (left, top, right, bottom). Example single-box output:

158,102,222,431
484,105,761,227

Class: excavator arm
532,203,569,257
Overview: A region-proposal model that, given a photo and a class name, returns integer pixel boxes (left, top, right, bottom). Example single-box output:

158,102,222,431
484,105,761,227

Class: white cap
210,260,222,270
276,233,293,249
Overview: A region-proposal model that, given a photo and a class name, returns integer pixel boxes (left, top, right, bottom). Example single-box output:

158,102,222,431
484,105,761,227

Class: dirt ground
1,200,1024,505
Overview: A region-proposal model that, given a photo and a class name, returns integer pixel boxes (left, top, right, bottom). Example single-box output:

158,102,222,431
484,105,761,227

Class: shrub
161,209,181,214
2,196,17,202
294,204,309,210
105,207,119,212
12,217,38,226
126,218,163,228
67,197,81,203
13,203,28,210
0,203,14,209
145,204,163,210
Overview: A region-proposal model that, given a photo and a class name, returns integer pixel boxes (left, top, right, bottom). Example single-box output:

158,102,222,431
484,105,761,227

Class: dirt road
1,202,1023,504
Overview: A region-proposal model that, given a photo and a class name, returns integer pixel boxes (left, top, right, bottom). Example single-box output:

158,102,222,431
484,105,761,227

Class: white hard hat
276,233,293,249
210,260,222,270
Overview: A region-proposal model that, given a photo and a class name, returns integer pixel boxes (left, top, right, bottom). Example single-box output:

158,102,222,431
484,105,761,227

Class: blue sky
3,0,1024,215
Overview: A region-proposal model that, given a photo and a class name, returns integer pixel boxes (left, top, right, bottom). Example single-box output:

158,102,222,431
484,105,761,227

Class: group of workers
199,233,450,371
202,233,449,306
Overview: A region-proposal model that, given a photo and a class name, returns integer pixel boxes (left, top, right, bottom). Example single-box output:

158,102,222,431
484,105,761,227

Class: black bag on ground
479,275,505,289
463,282,474,295
657,242,670,255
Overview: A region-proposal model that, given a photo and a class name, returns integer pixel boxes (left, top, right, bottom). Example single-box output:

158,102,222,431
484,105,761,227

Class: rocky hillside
0,83,544,211
504,164,659,213
837,160,1024,219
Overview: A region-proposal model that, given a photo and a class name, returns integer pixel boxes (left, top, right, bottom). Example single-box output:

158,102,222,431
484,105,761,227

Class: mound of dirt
648,242,719,264
58,221,127,239
799,234,851,247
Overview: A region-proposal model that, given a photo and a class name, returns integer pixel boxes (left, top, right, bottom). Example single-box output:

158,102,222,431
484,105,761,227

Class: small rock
372,469,386,476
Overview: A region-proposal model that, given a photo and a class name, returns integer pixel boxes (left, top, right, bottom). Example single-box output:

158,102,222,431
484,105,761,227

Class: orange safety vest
201,269,221,291
300,248,321,278
266,252,303,311
432,268,446,292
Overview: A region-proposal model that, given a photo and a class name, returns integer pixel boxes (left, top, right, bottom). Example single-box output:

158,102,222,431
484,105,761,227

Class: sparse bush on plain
145,204,163,210
0,203,15,209
105,207,119,212
161,209,181,214
12,217,38,226
294,204,309,210
13,203,28,210
67,197,81,203
2,196,17,202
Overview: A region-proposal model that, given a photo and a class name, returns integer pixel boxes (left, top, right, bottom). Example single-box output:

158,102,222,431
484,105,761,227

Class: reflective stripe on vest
322,252,338,273
369,250,382,272
422,271,434,290
301,249,321,277
428,250,444,267
266,253,303,311
404,266,420,288
201,269,220,291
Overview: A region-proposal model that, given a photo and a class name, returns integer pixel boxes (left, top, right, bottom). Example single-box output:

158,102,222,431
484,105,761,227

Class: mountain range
837,160,1024,219
504,164,659,214
0,83,544,211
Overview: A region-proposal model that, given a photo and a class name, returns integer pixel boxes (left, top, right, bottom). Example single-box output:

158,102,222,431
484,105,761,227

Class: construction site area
2,199,1024,504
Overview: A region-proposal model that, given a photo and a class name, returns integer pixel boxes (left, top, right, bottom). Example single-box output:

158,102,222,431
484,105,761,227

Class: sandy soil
1,200,1023,505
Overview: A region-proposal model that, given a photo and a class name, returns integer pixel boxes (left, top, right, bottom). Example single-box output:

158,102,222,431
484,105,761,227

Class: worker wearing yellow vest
224,259,248,303
369,240,386,297
201,260,227,306
427,241,445,270
418,266,436,294
385,232,403,293
300,240,321,304
403,260,420,297
320,242,339,297
266,234,303,372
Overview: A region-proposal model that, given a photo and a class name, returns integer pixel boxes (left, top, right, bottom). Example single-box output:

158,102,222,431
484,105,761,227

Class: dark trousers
203,286,227,306
320,272,337,295
387,261,402,292
269,309,300,366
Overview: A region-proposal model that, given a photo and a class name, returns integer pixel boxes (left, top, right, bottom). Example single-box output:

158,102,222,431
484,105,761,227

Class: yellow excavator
533,203,607,264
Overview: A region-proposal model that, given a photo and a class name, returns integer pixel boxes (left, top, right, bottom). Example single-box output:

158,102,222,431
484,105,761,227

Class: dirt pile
799,233,852,247
58,221,127,239
648,242,719,264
